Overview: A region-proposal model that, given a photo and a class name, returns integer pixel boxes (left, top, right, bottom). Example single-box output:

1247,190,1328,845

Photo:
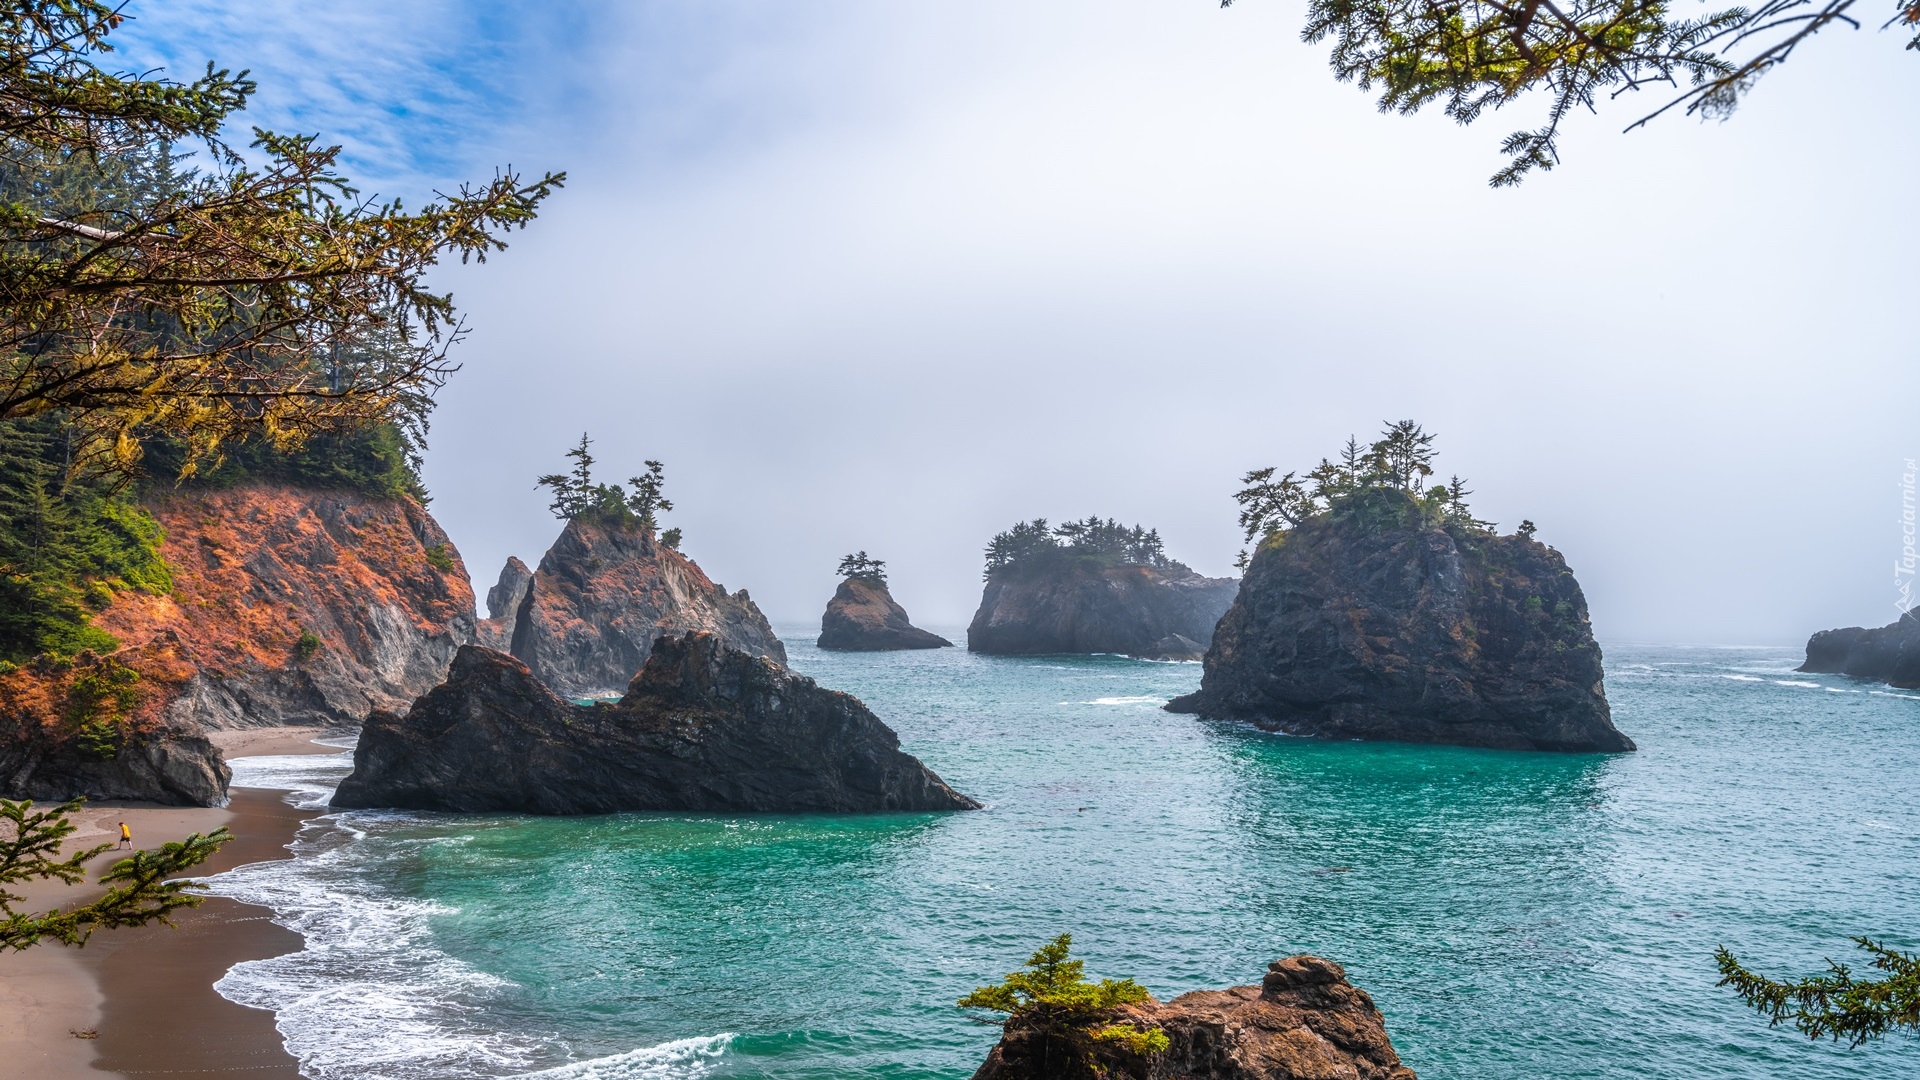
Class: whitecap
1718,674,1764,682
1059,695,1168,706
515,1034,735,1079
1772,680,1822,689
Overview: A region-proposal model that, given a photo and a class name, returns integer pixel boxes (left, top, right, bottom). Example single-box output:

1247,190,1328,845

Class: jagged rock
475,556,533,651
1168,491,1632,752
968,564,1239,656
818,577,952,651
331,633,978,814
487,518,786,699
1133,634,1207,661
971,955,1416,1080
1800,617,1920,687
0,484,477,806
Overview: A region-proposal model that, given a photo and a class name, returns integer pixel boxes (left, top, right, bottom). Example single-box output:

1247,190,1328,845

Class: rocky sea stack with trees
968,518,1238,659
963,935,1416,1080
474,435,785,698
332,631,978,814
1169,423,1633,753
818,552,953,651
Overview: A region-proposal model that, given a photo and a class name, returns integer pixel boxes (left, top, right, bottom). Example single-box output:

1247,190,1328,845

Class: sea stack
1799,616,1920,687
474,517,786,698
971,955,1417,1080
967,517,1237,658
1168,426,1631,752
332,633,978,814
817,553,951,651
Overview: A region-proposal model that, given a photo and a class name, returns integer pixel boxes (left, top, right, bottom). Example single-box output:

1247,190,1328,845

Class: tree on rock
837,552,887,584
536,434,675,534
959,933,1170,1069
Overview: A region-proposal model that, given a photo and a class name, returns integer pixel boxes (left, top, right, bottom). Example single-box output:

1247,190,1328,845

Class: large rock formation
474,556,532,651
1800,616,1920,687
0,484,477,806
1168,491,1631,752
968,563,1239,657
332,632,978,814
818,576,952,651
474,518,786,699
971,955,1416,1080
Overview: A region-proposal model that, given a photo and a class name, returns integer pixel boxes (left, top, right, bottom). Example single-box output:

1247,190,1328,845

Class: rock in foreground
332,633,978,814
1800,617,1920,687
972,955,1415,1080
1169,492,1632,752
818,577,952,651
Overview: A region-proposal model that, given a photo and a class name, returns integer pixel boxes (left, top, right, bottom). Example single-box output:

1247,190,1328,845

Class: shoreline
0,727,343,1079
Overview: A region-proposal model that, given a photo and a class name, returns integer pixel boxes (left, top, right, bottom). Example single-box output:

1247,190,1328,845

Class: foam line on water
514,1035,735,1079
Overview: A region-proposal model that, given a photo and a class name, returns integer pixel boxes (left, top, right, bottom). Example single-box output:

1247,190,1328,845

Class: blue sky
110,2,1920,642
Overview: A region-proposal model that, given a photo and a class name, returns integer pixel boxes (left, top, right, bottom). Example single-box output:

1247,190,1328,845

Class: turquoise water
210,634,1920,1079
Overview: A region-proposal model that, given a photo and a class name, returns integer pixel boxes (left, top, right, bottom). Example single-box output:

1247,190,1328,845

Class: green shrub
141,423,427,502
960,934,1170,1061
294,630,323,661
423,544,455,572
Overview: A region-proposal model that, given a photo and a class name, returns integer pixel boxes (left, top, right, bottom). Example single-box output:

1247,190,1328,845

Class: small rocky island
971,954,1416,1080
473,436,785,698
968,518,1238,658
818,552,952,651
1168,423,1633,753
1800,615,1920,687
332,632,978,814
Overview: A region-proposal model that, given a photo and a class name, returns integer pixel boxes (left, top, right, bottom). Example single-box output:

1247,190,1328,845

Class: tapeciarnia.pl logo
1899,458,1917,621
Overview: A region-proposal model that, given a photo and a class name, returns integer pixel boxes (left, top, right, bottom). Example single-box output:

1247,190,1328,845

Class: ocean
203,632,1920,1079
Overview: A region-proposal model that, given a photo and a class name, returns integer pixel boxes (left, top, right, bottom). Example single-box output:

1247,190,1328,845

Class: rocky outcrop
1168,492,1631,752
0,484,477,806
818,577,952,651
971,956,1415,1080
1800,616,1920,687
332,633,978,814
474,556,532,651
968,563,1239,657
481,518,786,699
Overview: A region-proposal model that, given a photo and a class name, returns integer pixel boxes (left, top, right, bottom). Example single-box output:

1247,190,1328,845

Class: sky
117,1,1919,644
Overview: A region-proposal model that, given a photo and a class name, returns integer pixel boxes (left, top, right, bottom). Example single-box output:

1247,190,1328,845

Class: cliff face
479,518,786,699
0,484,476,806
818,577,953,651
332,633,979,814
967,562,1238,658
1169,500,1631,752
971,956,1416,1080
1800,617,1920,687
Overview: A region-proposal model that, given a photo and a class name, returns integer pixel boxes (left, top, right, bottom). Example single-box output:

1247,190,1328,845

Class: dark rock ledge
332,632,978,814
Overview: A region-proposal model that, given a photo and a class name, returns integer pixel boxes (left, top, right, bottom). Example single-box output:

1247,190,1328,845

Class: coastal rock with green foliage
966,939,1416,1080
475,437,785,698
1167,424,1630,753
967,518,1238,658
1799,616,1920,688
818,553,952,651
1,424,478,806
332,632,978,814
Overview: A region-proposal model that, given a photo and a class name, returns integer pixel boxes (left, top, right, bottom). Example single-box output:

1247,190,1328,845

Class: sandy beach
0,727,344,1080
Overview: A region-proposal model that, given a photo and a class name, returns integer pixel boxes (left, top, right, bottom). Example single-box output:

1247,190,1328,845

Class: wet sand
0,728,344,1079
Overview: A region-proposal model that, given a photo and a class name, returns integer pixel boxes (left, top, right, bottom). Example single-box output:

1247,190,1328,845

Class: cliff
1168,492,1631,752
968,561,1238,658
0,484,476,805
332,633,979,814
971,956,1415,1080
1800,616,1920,687
818,577,952,651
474,518,786,699
474,555,532,651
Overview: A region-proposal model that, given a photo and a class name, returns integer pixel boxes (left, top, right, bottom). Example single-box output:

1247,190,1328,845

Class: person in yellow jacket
117,821,132,849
